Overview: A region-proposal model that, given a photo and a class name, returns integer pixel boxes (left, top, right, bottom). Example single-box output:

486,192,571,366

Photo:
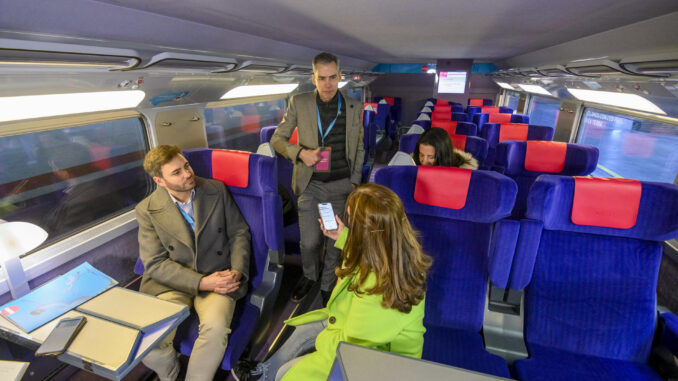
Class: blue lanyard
316,94,342,145
178,206,195,231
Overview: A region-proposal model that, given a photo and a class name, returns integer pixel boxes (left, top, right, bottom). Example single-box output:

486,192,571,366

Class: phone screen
318,202,338,231
35,316,86,356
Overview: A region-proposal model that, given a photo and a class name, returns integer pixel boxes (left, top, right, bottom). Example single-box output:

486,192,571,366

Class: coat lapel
193,178,219,239
147,188,194,250
307,91,319,147
343,90,355,158
327,274,352,307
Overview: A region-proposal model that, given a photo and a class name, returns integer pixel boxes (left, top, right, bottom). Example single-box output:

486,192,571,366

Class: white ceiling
90,0,678,63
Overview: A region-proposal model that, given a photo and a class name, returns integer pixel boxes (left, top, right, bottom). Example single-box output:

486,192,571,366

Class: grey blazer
136,177,251,300
270,90,365,195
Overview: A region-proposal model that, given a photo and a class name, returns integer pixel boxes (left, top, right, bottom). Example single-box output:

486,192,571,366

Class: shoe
231,360,262,381
292,277,316,301
321,290,332,307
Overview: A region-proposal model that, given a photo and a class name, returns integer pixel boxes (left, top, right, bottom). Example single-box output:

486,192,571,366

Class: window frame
0,110,150,296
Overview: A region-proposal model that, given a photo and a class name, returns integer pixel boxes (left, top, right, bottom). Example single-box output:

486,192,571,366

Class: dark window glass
577,108,678,183
504,91,520,112
205,99,286,152
0,118,151,252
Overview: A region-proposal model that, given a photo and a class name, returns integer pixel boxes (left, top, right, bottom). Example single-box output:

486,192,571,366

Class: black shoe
321,290,332,307
231,360,262,381
292,277,316,301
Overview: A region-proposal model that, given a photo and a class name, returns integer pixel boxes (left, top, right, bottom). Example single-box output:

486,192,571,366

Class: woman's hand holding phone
319,215,344,241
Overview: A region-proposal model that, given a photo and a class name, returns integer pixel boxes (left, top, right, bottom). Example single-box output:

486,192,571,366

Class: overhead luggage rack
620,52,678,77
228,60,289,74
0,38,141,70
536,65,573,77
134,52,237,72
565,58,636,77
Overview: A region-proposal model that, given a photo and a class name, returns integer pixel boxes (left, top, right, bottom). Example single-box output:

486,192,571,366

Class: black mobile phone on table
35,316,86,357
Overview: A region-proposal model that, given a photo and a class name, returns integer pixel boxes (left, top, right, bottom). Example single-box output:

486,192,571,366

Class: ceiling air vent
138,52,237,72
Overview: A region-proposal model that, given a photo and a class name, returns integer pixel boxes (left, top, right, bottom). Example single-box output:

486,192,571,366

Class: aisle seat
480,123,554,169
375,166,516,377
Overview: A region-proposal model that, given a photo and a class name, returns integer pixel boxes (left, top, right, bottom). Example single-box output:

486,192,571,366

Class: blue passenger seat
493,141,598,219
511,175,678,381
480,123,554,169
375,166,517,377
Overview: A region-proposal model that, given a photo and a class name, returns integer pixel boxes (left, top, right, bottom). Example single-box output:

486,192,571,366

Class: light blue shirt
168,189,196,230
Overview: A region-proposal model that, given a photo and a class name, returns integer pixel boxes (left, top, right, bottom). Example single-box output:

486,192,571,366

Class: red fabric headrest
431,111,452,121
572,177,641,229
436,99,449,106
212,150,251,188
383,96,395,105
489,113,511,124
525,141,567,173
414,166,471,210
499,123,528,142
431,120,458,135
289,127,299,145
469,99,483,107
449,134,467,151
241,114,260,133
433,105,452,113
482,106,499,114
364,102,378,113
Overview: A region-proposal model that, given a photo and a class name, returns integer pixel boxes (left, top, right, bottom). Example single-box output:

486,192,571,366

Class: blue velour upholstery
451,112,470,122
512,175,678,381
473,113,530,134
178,148,284,370
451,104,464,113
398,134,419,154
412,119,431,130
493,141,599,219
660,312,678,357
480,124,554,169
375,166,516,377
499,106,514,114
466,105,481,115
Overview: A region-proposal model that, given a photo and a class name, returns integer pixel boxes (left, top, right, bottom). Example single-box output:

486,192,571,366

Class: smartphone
35,316,87,357
318,202,338,231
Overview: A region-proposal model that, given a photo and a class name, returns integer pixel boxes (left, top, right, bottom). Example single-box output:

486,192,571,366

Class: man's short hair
143,145,182,178
312,52,340,72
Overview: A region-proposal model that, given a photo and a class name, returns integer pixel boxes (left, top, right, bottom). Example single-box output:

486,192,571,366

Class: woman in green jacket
233,184,432,381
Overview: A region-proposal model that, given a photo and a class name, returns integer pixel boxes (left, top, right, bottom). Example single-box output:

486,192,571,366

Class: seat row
374,164,678,380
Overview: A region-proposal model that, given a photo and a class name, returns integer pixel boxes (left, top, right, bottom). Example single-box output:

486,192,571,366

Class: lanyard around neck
316,94,342,144
178,206,195,231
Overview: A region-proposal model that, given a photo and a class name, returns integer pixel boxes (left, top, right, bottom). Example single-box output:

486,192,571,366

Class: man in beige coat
136,145,251,381
271,52,364,304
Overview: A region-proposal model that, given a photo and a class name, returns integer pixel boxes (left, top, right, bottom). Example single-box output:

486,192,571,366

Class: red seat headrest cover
525,141,567,173
499,123,528,142
212,150,251,188
414,166,472,210
572,177,641,229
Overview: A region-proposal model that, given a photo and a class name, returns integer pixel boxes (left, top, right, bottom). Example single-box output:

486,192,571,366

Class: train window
528,96,561,128
0,118,151,253
204,99,286,152
504,91,520,112
577,108,678,183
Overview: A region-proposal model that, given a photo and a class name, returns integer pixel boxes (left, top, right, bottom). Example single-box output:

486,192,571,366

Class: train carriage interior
1,0,678,380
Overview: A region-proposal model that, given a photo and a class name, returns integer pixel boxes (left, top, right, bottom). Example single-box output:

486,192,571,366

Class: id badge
314,146,331,172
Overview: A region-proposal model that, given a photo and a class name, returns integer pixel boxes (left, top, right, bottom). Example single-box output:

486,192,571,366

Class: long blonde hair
336,184,432,313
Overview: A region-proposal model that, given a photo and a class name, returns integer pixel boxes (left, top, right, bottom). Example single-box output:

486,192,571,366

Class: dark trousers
297,177,352,291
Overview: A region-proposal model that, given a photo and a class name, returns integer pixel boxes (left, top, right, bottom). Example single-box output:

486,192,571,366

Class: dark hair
337,184,432,313
413,128,467,167
312,52,340,71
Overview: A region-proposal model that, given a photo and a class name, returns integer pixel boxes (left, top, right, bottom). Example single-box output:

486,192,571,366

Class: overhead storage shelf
565,59,635,77
135,52,237,72
0,38,141,70
536,65,573,77
620,53,678,77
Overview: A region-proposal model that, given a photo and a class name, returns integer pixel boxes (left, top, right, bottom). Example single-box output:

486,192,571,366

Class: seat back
398,133,420,154
480,123,554,168
494,141,598,218
468,98,493,107
451,112,470,122
449,134,489,163
433,105,452,113
466,105,481,115
181,148,284,369
451,104,464,113
516,176,678,362
259,126,297,210
431,111,451,121
431,120,477,136
375,166,516,332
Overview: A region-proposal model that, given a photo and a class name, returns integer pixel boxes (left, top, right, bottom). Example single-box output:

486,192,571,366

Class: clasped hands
199,269,242,294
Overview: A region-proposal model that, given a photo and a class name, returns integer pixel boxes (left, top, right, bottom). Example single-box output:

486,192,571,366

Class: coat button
168,245,174,251
329,316,336,324
218,228,223,233
217,250,223,256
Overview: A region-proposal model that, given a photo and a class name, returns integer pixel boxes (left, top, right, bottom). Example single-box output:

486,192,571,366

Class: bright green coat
282,228,427,381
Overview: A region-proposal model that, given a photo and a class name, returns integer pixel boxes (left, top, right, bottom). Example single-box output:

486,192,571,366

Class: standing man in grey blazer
136,145,251,381
271,52,364,305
